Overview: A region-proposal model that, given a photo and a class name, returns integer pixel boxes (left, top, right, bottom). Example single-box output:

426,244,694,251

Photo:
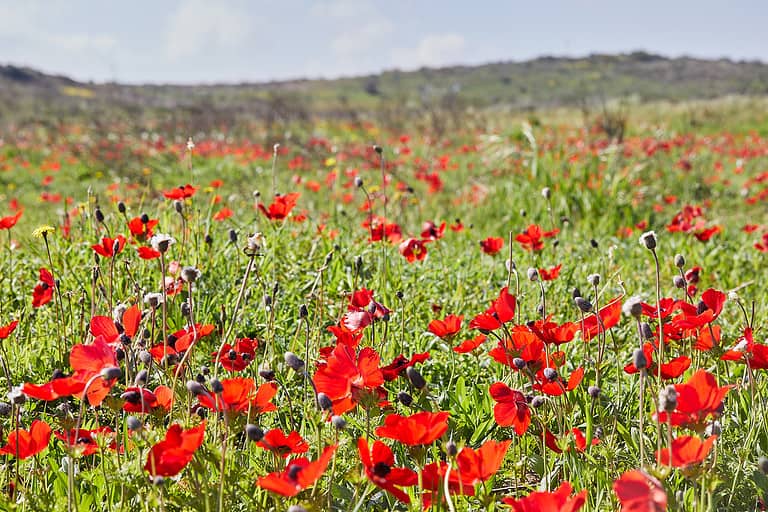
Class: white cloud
390,33,467,69
165,0,252,59
330,19,393,57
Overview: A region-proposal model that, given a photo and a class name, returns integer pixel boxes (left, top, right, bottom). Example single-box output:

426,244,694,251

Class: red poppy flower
654,370,732,429
55,427,116,456
0,319,18,339
256,445,337,496
469,286,516,331
145,422,206,477
313,343,384,415
213,207,233,221
479,236,504,255
579,296,623,341
0,210,22,229
127,216,158,241
375,411,449,446
453,334,486,353
162,184,197,200
420,221,446,240
640,297,680,319
398,238,428,262
489,382,530,435
515,224,559,252
198,378,277,414
624,343,691,379
501,481,586,511
670,288,726,330
256,429,309,458
534,366,584,396
456,439,511,485
91,235,126,258
721,328,768,369
358,438,418,504
420,461,475,510
655,435,717,468
122,385,173,414
32,268,55,308
90,304,141,346
327,324,364,347
613,470,667,512
380,352,429,382
0,420,52,459
212,337,258,372
258,192,300,220
428,314,463,339
488,328,548,373
364,216,403,243
539,264,562,281
137,246,161,259
527,317,579,346
342,289,391,332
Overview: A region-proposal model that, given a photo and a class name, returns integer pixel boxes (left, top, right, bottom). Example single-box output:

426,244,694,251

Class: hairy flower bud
406,367,426,390
632,348,648,370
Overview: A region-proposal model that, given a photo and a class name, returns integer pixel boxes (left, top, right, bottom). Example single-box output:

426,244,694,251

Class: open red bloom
469,286,516,331
0,420,52,459
534,366,584,396
162,184,197,200
501,481,586,511
55,427,116,456
399,237,428,262
0,319,18,339
456,439,511,485
624,343,691,379
613,469,667,512
313,343,384,414
127,216,158,241
453,334,486,353
145,422,206,477
515,224,559,252
420,461,475,510
654,370,732,429
342,288,391,332
488,327,548,373
122,385,173,414
358,438,418,504
90,304,141,346
670,288,726,331
380,352,429,382
420,220,446,240
428,314,463,339
256,445,337,496
198,378,277,414
579,296,623,341
258,192,300,220
655,435,716,468
0,210,22,229
721,327,768,369
479,236,504,255
213,207,234,221
256,429,309,458
32,268,55,308
91,235,126,258
137,246,162,259
527,317,579,346
489,382,530,435
376,411,449,446
538,264,562,281
212,337,258,372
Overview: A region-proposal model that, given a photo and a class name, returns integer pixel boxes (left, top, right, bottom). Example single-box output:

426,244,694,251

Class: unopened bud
674,254,685,268
134,369,148,387
397,391,413,406
317,393,333,411
284,352,305,371
210,379,224,394
639,231,657,250
574,296,593,313
245,423,264,442
632,348,648,370
587,273,600,286
331,415,347,430
406,367,426,389
100,367,122,381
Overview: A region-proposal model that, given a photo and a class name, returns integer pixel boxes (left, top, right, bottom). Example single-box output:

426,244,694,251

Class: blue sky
1,0,765,84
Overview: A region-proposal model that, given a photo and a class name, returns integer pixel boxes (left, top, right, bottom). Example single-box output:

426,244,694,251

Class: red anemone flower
489,382,531,435
420,461,475,509
122,385,173,414
453,334,486,353
469,286,516,331
534,366,585,396
539,264,562,281
527,317,579,346
145,422,206,477
32,268,55,308
0,420,52,459
420,221,446,240
613,470,667,512
375,411,449,446
197,378,277,414
213,207,234,221
127,216,159,241
721,328,768,369
313,343,384,415
398,237,428,262
90,304,141,346
0,210,22,229
624,343,691,379
456,439,511,485
380,352,429,382
0,319,18,339
654,370,732,429
579,296,623,341
515,224,559,252
480,236,504,255
258,192,300,220
358,438,418,504
428,314,463,339
137,246,162,259
256,445,337,497
256,429,309,458
162,184,197,200
212,337,258,372
501,481,586,511
655,435,717,468
91,235,126,258
55,427,116,456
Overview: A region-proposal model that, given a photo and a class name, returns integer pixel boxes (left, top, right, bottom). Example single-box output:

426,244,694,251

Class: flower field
0,111,767,511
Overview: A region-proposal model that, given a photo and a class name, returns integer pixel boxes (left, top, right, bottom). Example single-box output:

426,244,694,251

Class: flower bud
543,367,557,381
299,304,308,319
186,380,207,396
673,275,686,289
331,415,347,430
512,357,526,370
95,207,105,223
210,379,224,394
632,348,648,370
284,352,305,371
527,268,539,282
574,296,593,313
622,296,643,318
397,391,413,406
118,202,127,214
174,200,183,214
100,367,122,381
445,440,458,457
587,273,600,286
245,423,264,442
541,187,551,199
134,369,148,387
531,396,545,408
588,386,601,398
354,176,364,188
406,367,426,390
658,384,678,412
317,393,333,411
639,231,657,250
228,229,238,244
639,322,654,340
674,254,685,268
759,456,768,475
127,416,142,431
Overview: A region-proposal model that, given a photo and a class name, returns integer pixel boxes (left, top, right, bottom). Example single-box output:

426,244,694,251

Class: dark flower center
372,462,391,478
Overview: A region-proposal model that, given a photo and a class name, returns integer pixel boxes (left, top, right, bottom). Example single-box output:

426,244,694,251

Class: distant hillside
2,52,768,130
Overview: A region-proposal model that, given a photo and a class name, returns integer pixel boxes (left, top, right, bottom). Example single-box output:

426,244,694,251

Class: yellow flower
32,225,56,239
